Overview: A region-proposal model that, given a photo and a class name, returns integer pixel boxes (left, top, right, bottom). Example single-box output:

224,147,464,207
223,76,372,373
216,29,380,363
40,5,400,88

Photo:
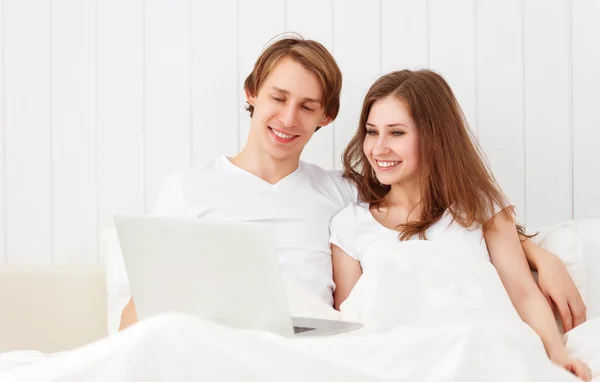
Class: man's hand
536,251,586,332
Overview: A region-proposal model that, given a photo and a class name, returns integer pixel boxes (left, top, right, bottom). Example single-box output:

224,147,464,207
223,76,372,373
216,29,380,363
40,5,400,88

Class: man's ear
318,115,333,129
245,88,256,107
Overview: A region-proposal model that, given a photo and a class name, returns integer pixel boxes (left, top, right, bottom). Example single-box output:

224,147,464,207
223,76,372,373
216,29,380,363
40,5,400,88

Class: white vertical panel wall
380,0,428,72
51,0,97,264
144,0,190,212
524,0,572,229
0,0,599,264
429,0,478,136
190,0,238,168
476,0,526,224
573,0,600,220
4,0,51,264
97,0,145,233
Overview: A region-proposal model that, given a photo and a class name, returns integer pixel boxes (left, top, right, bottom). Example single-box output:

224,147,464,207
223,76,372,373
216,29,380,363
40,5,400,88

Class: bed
0,218,599,381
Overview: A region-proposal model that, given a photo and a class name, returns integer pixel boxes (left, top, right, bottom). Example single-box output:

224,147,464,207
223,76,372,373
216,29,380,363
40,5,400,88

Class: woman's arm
331,244,363,311
484,210,569,365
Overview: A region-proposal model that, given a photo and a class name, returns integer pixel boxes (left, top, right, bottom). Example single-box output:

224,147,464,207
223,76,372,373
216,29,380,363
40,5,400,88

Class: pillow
575,218,600,319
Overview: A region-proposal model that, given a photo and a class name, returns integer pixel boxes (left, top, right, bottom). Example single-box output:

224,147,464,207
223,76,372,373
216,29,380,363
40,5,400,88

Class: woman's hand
563,358,592,381
533,247,586,332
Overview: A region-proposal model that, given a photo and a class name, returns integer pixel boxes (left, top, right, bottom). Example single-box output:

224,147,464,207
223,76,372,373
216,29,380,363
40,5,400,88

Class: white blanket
2,241,599,381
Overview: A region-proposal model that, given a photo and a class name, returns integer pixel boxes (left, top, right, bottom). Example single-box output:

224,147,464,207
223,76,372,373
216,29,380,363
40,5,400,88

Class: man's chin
264,145,302,162
270,151,300,162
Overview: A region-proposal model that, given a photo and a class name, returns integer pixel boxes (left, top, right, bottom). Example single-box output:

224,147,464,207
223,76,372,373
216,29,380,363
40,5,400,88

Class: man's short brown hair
244,34,342,129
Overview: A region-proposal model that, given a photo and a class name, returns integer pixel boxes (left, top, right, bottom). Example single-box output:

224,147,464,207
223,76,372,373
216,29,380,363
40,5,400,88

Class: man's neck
231,147,300,185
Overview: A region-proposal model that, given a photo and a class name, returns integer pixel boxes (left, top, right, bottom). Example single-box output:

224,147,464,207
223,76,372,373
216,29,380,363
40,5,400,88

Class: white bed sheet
1,241,599,382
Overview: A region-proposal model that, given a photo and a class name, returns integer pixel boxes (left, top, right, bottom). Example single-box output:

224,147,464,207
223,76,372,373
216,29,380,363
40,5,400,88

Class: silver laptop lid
114,214,295,337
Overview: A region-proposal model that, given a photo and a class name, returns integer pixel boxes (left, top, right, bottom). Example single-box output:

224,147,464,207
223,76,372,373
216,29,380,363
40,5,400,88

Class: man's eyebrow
271,87,322,104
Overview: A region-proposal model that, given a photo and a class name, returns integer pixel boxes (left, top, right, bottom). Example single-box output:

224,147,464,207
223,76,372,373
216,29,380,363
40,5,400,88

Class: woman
329,69,592,381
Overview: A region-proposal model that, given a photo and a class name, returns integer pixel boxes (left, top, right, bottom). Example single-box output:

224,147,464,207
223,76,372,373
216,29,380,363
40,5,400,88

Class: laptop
113,214,363,337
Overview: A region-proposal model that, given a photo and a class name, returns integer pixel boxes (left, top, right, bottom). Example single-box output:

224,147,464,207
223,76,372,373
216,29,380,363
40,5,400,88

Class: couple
116,35,590,379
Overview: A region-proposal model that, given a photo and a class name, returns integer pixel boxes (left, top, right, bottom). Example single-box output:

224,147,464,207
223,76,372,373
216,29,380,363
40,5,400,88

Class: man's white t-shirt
152,155,357,306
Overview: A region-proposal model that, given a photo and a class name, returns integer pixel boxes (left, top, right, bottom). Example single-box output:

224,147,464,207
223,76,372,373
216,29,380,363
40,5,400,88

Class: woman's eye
272,97,284,102
366,130,377,135
392,131,405,136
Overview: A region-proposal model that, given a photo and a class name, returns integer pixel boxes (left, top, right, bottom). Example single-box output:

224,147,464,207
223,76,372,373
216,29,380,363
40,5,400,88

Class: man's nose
280,103,298,127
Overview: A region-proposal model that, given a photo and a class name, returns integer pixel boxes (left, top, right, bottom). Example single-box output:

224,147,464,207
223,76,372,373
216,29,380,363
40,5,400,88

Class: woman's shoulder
329,202,373,261
330,201,371,226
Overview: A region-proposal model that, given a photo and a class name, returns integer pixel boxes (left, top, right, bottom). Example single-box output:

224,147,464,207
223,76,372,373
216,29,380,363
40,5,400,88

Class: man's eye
272,97,284,102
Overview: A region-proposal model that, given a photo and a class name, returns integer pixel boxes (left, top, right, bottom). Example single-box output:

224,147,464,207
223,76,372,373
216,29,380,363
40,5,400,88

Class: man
119,35,585,332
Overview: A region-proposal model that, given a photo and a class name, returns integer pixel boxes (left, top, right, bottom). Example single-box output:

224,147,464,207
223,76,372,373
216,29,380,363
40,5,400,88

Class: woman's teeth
376,160,400,168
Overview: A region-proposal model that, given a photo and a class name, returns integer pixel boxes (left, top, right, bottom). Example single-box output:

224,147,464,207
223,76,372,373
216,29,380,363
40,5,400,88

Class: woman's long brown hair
342,69,532,240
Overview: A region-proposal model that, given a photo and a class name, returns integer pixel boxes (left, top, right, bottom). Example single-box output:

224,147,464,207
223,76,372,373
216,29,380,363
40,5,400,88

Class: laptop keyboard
293,326,316,334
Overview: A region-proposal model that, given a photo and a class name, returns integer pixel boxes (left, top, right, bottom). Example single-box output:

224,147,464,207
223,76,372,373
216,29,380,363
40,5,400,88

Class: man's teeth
376,160,400,168
271,129,295,139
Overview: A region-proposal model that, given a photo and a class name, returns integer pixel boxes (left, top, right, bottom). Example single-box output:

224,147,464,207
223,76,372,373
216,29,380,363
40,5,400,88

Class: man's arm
518,235,544,271
518,236,587,332
119,297,139,331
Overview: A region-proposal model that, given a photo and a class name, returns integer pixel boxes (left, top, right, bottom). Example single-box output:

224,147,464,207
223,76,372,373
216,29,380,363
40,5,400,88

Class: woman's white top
329,202,495,270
